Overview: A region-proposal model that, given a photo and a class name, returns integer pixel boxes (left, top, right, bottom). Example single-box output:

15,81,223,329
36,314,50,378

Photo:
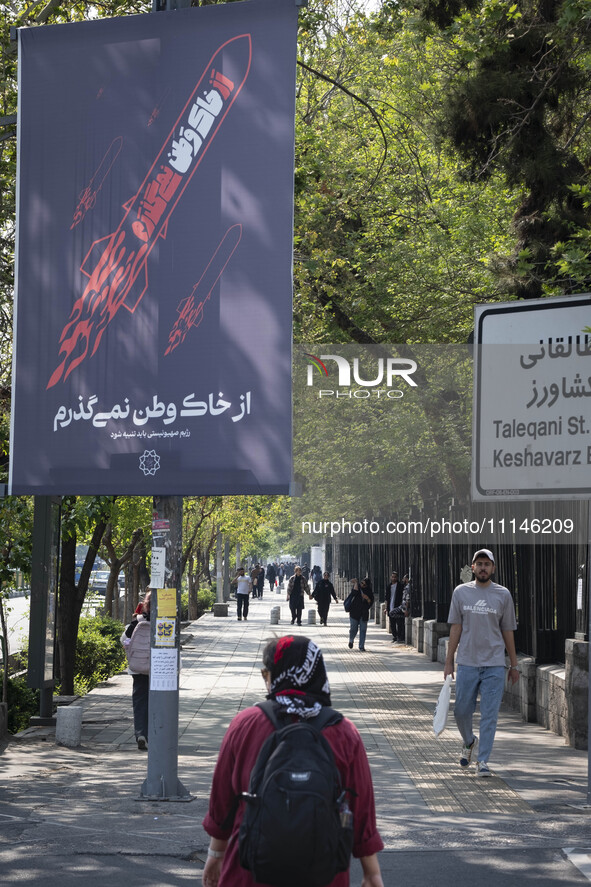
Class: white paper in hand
433,675,453,737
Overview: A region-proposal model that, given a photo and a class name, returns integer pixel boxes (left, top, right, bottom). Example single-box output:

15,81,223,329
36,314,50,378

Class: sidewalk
1,590,590,886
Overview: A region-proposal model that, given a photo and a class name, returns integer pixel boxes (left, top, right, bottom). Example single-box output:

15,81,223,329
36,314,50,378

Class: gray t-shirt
447,580,517,667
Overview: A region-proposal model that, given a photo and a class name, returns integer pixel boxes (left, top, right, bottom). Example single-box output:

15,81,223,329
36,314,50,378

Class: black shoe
137,736,148,750
291,619,295,624
297,621,302,626
348,642,353,649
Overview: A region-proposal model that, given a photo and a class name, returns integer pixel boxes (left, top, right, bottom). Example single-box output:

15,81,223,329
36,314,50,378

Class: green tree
57,495,114,695
410,0,591,298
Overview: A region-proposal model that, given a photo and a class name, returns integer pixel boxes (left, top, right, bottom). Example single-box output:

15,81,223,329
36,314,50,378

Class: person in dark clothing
287,565,310,625
266,562,277,592
384,571,404,643
313,571,338,625
348,578,374,652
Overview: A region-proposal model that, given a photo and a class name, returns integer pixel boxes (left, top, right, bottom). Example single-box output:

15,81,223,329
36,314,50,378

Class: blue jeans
349,617,368,650
454,665,506,763
237,594,249,619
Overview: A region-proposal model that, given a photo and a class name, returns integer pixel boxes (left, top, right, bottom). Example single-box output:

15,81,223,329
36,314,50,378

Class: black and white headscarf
267,635,331,719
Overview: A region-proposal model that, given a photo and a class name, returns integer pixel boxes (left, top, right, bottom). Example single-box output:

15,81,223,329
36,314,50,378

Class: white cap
472,548,494,564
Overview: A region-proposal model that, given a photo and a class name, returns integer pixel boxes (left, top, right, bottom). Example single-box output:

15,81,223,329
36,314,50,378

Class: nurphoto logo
304,352,418,400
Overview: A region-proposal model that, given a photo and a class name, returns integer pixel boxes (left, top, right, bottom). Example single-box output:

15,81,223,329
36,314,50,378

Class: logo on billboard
304,353,417,400
139,450,160,476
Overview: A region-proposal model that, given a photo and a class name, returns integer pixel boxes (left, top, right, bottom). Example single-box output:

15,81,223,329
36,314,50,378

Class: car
89,570,119,595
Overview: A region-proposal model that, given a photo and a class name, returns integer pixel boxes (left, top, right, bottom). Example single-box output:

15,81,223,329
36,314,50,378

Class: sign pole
587,500,591,805
140,494,190,800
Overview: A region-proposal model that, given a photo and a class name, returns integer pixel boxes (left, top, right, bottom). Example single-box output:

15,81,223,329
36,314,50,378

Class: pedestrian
266,562,277,594
232,567,252,621
347,578,374,652
444,548,520,777
278,562,285,588
121,589,151,750
257,564,265,598
384,571,404,643
311,564,322,589
286,565,310,626
313,570,338,625
389,574,411,646
202,634,385,887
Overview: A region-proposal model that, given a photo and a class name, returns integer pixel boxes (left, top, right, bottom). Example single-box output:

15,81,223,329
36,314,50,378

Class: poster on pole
10,0,296,495
472,294,591,500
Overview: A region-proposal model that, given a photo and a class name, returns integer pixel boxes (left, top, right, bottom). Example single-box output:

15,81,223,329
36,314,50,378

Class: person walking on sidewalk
121,589,151,750
286,565,310,625
202,634,385,887
232,568,252,621
313,570,338,625
347,578,374,652
444,548,520,777
384,571,404,643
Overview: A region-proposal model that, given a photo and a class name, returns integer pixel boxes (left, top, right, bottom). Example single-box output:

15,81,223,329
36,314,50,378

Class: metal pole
137,0,194,805
28,496,60,726
216,531,223,603
587,500,591,805
140,495,190,801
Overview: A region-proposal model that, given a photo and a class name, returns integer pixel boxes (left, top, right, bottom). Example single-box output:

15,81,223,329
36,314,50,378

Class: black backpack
238,700,354,887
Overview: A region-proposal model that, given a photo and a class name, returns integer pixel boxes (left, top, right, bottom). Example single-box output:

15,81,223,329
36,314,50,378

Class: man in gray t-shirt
444,548,519,777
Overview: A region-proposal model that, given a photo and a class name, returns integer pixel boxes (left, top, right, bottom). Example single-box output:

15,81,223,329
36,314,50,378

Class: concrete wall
536,664,567,738
565,639,588,750
423,620,450,662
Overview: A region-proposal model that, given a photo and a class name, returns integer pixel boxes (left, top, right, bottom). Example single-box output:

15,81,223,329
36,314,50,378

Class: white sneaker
477,761,491,777
459,736,477,768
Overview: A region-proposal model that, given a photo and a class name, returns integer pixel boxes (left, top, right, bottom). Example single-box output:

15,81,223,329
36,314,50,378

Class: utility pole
141,494,190,800
140,0,194,802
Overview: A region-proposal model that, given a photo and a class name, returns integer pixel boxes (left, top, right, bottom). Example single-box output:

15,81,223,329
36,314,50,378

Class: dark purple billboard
10,0,296,494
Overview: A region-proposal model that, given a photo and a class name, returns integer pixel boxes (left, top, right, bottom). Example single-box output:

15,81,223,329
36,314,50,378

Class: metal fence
328,505,589,665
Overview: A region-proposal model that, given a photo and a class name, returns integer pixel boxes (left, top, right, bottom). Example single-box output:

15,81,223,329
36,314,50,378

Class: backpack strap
256,699,343,732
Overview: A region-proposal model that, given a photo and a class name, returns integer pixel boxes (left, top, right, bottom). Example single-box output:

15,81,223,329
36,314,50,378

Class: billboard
10,0,297,495
472,294,591,499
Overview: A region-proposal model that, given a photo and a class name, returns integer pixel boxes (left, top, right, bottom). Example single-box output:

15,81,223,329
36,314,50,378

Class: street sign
473,294,591,500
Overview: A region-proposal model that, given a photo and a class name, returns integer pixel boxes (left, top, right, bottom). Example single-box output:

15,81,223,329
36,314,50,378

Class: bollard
213,602,229,618
308,609,316,625
56,705,83,747
270,606,280,625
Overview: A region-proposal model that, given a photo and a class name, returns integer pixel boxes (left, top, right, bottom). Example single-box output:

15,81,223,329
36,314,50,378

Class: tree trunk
57,520,107,696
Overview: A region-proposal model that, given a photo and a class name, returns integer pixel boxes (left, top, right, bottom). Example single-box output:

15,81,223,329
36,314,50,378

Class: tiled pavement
2,588,591,882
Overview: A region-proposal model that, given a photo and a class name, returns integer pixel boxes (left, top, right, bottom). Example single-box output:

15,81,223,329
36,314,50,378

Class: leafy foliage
72,613,126,695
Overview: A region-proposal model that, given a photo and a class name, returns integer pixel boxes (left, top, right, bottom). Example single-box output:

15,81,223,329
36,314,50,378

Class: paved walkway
1,590,591,885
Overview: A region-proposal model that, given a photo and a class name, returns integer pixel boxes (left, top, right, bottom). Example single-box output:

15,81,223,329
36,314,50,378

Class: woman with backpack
202,634,384,887
120,590,151,751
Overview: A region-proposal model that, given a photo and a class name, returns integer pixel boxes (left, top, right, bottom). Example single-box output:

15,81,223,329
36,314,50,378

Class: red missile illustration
70,136,123,229
165,223,242,356
48,33,252,389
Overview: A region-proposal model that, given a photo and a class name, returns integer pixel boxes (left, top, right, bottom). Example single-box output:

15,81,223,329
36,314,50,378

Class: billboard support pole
587,500,591,806
137,0,193,806
140,494,190,801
